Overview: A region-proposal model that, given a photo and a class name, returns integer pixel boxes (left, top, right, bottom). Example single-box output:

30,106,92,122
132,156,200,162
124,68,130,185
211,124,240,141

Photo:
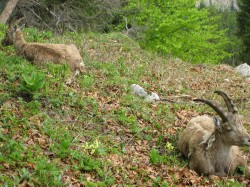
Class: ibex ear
213,116,222,131
19,24,25,30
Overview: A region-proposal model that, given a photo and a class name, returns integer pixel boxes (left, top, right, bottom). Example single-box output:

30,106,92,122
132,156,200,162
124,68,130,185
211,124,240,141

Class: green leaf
21,71,45,96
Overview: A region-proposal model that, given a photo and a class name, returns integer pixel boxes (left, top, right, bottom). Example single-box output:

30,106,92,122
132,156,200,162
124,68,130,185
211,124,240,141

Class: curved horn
14,17,25,25
8,17,25,29
214,91,238,113
7,17,15,29
193,98,228,122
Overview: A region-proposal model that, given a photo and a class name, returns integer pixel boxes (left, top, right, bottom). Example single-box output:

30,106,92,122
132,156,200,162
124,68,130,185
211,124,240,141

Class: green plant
149,148,164,165
54,138,72,159
32,157,63,186
81,75,95,89
19,168,31,183
72,152,114,185
81,139,100,155
117,109,137,127
1,138,24,162
73,154,102,172
165,142,174,151
45,63,70,79
26,100,41,115
20,71,45,99
24,27,53,42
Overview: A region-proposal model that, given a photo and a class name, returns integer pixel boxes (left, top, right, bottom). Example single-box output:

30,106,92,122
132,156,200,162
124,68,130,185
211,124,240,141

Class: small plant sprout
165,142,174,151
149,148,164,165
81,140,100,155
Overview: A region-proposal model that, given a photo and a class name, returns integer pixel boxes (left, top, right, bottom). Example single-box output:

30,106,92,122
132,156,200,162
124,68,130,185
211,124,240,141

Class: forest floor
0,26,250,186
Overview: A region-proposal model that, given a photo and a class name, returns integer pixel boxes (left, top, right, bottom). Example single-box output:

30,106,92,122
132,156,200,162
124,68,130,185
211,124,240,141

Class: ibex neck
213,132,232,149
14,31,26,47
205,132,232,151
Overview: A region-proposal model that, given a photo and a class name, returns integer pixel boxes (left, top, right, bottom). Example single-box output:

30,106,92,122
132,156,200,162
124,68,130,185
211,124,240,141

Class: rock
131,84,160,102
145,92,160,102
235,63,250,77
131,84,148,97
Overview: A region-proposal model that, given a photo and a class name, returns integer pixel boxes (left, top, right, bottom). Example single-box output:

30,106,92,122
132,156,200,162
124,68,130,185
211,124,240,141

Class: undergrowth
0,25,249,186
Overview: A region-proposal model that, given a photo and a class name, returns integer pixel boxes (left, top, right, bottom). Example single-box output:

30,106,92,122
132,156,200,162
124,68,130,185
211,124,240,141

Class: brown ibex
179,91,250,177
1,19,84,78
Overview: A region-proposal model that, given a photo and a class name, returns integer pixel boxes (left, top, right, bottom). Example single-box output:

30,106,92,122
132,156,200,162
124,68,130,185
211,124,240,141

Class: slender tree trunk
0,0,19,24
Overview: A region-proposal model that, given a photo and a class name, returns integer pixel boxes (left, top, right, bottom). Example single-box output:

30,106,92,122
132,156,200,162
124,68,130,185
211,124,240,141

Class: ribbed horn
8,17,25,29
214,91,238,113
193,98,228,122
7,17,15,29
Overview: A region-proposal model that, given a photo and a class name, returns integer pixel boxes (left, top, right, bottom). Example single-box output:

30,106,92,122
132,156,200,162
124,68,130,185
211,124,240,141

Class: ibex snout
1,32,13,46
1,39,9,46
243,133,250,146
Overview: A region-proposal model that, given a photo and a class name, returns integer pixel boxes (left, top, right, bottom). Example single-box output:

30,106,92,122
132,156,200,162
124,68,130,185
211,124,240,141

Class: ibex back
1,19,84,76
179,91,250,177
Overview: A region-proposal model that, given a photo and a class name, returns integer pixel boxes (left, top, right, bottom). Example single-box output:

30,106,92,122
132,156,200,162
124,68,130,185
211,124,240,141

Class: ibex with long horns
1,18,84,77
179,91,250,177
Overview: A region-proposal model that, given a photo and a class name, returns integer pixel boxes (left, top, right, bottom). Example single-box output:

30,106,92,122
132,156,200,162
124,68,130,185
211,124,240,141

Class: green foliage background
237,0,250,64
122,0,232,64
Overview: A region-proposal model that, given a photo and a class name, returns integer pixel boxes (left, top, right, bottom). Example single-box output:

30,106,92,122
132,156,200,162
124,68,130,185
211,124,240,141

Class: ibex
179,91,250,177
1,19,84,77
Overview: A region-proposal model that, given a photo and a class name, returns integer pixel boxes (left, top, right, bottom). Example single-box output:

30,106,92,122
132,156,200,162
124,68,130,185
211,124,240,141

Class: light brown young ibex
1,19,84,77
179,91,250,177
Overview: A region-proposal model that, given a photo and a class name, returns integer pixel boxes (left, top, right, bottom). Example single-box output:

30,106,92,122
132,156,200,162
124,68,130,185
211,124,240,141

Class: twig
159,98,176,103
123,16,133,35
26,7,53,30
123,127,147,147
168,94,193,99
71,122,91,143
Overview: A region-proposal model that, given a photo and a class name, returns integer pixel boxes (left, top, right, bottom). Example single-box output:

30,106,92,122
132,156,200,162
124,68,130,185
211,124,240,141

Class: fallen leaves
1,32,250,186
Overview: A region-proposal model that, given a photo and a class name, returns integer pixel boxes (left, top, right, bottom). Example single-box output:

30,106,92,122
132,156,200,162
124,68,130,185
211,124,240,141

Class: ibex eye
225,127,233,132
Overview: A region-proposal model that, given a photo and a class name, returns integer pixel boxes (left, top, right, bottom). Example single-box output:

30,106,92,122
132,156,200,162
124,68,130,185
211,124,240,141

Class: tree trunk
0,0,19,24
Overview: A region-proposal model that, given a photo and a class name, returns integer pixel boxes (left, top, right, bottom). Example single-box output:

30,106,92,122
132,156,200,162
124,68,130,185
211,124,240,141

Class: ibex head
1,26,16,46
194,91,250,147
1,17,24,46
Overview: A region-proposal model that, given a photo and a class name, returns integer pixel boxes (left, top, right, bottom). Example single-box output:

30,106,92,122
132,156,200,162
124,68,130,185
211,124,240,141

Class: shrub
122,0,231,64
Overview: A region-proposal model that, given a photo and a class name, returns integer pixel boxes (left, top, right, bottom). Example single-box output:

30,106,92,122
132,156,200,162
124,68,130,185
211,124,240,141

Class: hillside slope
0,27,249,186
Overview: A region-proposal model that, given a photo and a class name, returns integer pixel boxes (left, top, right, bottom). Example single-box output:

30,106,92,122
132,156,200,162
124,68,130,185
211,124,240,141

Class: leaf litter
0,33,250,186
